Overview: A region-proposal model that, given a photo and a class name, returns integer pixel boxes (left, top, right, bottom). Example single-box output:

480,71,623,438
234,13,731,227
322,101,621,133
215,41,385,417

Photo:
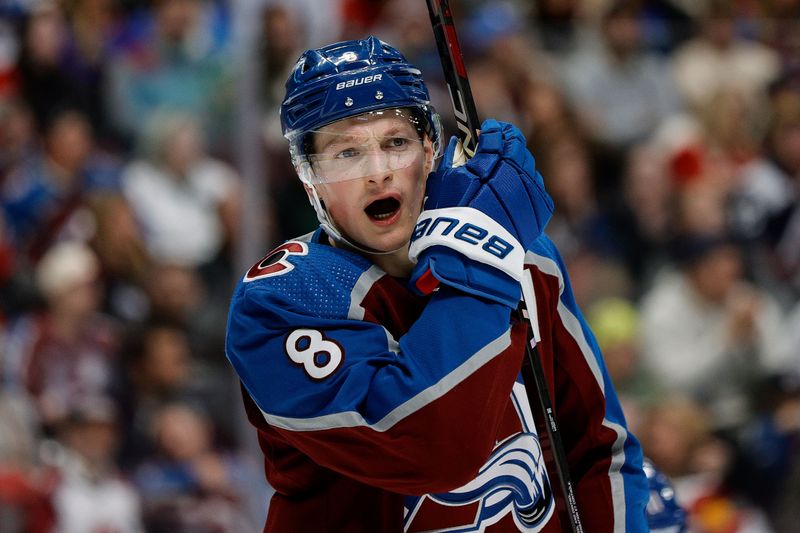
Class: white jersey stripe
348,265,385,320
523,252,604,393
347,265,401,352
260,327,513,433
524,250,627,532
604,420,630,533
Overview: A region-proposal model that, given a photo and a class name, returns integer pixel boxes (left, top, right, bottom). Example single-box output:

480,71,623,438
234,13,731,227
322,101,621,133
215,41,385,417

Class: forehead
313,109,418,145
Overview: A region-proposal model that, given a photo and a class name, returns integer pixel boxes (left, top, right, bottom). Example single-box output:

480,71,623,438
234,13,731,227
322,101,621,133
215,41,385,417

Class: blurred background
0,0,798,531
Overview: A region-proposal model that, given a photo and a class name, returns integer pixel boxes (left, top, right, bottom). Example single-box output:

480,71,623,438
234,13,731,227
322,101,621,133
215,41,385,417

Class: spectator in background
560,0,682,150
587,297,663,406
138,262,231,377
14,1,85,131
540,132,618,260
519,79,582,156
639,394,716,482
759,373,800,532
608,142,674,293
728,372,800,529
121,111,240,279
86,193,150,322
370,0,435,69
530,0,582,55
760,0,800,79
134,402,259,532
142,262,203,326
637,394,775,533
1,108,121,259
558,0,684,213
730,88,800,304
115,317,230,469
636,0,696,55
137,260,236,442
671,0,780,115
698,86,764,170
0,208,37,320
257,3,316,241
462,57,519,124
10,0,122,143
0,9,20,98
648,114,738,238
116,319,193,468
120,111,241,367
0,369,44,531
24,241,120,431
258,3,302,118
0,98,36,178
639,233,787,430
47,395,143,533
770,300,800,370
58,0,121,144
106,0,234,152
266,0,342,48
339,0,390,39
461,1,547,90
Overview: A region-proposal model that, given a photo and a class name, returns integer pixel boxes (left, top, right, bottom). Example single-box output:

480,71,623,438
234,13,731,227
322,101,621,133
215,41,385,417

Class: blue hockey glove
409,119,553,308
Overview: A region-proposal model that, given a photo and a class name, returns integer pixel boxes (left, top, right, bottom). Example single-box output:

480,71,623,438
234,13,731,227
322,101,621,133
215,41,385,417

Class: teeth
372,212,393,220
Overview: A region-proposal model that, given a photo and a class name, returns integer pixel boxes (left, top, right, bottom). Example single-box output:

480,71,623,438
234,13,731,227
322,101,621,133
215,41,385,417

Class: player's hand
425,119,552,248
409,119,553,307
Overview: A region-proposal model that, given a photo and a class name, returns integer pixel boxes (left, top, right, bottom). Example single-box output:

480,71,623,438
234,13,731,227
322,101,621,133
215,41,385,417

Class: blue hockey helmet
644,458,689,533
280,36,441,164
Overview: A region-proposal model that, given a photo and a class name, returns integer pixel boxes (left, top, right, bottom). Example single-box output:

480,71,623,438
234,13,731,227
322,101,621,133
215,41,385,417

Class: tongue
365,198,400,219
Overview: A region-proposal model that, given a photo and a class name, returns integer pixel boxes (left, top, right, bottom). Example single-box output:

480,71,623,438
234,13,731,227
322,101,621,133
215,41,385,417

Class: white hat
35,241,100,299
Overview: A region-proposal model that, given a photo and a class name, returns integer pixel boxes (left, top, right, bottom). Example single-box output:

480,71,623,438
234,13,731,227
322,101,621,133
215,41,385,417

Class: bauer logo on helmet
335,74,383,91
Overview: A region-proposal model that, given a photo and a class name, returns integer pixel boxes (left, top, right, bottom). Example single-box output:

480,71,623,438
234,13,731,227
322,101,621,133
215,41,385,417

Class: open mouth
365,197,401,221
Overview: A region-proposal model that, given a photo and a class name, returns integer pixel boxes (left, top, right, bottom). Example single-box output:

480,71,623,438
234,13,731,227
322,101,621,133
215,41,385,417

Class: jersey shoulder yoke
236,239,376,320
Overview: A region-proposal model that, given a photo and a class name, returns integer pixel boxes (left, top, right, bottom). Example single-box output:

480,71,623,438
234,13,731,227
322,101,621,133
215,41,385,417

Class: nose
364,151,393,184
366,170,393,184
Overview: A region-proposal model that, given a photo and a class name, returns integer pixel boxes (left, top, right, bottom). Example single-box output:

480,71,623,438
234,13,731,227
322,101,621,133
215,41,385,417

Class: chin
368,227,411,253
370,235,409,254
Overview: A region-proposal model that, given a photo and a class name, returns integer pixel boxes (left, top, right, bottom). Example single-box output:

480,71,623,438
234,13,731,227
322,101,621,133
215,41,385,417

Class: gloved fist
409,120,553,308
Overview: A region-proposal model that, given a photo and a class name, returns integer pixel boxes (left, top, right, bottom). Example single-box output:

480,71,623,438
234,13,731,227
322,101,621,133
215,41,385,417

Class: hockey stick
424,2,584,531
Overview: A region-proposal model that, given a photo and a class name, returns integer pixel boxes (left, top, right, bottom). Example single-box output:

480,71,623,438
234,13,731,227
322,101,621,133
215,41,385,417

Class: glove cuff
410,251,522,308
409,207,524,283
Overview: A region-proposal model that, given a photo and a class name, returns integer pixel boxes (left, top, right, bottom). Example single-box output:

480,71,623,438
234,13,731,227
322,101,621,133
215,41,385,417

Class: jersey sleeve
525,236,649,532
225,248,527,495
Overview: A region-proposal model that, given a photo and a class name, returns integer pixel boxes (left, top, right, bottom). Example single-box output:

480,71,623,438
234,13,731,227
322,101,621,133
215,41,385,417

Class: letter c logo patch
245,242,308,281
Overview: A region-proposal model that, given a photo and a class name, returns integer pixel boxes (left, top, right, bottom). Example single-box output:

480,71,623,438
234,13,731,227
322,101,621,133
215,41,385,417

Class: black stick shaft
425,2,584,531
425,0,480,157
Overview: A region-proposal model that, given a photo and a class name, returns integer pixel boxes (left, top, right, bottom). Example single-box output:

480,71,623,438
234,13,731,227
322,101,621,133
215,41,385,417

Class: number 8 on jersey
285,329,345,380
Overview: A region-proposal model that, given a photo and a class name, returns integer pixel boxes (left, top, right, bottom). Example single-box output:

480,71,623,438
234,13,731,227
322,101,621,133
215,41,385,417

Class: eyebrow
314,125,415,153
315,134,357,154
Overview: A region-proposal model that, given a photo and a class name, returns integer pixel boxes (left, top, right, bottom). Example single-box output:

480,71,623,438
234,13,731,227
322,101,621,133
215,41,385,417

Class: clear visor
301,109,432,184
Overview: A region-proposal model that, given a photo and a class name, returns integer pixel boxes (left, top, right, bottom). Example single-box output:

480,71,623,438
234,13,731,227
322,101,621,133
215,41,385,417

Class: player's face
309,110,434,253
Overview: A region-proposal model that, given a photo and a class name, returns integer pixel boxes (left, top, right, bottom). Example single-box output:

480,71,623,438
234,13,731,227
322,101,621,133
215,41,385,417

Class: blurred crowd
0,0,798,532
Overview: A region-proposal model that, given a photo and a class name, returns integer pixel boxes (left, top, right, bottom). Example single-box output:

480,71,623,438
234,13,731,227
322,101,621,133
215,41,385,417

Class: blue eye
386,137,408,149
336,148,359,159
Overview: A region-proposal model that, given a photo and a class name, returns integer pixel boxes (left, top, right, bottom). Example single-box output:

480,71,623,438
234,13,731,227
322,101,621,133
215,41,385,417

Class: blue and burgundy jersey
225,228,648,532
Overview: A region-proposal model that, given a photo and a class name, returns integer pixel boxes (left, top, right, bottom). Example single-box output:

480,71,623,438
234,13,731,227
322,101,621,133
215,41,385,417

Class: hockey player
225,36,649,532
